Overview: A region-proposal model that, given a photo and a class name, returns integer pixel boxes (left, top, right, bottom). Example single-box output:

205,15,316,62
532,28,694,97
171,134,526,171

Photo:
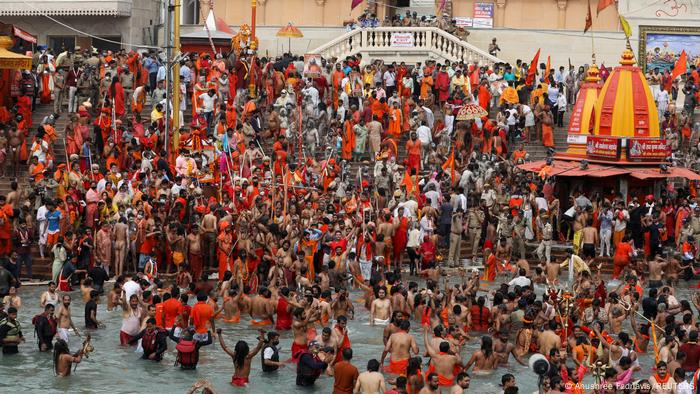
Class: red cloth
435,71,450,102
110,82,126,117
231,376,249,386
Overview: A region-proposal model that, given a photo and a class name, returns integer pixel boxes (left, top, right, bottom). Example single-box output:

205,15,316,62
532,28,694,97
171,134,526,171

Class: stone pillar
316,0,325,25
557,0,567,29
495,0,506,28
258,0,266,25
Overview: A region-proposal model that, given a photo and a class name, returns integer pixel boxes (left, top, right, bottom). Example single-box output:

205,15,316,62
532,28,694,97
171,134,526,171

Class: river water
0,278,686,393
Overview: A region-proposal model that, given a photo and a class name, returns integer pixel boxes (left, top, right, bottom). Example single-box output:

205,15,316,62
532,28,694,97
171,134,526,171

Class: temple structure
520,46,700,202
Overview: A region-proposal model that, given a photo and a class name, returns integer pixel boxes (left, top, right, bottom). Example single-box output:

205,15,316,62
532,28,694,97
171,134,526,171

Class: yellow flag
619,15,632,38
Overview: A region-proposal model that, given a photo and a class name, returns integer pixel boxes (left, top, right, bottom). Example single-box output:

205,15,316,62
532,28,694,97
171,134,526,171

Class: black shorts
582,243,595,258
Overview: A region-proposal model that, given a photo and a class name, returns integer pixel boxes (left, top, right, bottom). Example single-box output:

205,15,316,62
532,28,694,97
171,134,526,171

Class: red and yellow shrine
564,62,602,157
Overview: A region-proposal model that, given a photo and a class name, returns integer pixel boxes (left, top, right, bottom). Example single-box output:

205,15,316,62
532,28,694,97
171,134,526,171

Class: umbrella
455,103,488,121
276,23,303,53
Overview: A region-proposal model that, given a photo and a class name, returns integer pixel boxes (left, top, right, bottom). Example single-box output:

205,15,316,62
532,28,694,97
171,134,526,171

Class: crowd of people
0,34,700,393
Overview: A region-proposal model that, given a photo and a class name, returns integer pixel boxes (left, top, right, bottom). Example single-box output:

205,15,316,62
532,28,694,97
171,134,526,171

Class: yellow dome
593,49,660,138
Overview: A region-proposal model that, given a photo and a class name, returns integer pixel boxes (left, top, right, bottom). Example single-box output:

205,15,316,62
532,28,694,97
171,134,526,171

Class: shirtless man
200,210,218,270
187,225,203,280
370,286,392,326
7,127,22,177
250,287,275,326
463,335,500,373
354,359,386,393
218,328,265,387
291,307,318,360
420,373,441,394
55,295,80,344
424,326,462,386
382,319,418,375
330,288,354,320
112,217,129,277
580,219,598,259
319,327,339,357
538,320,562,356
546,259,562,284
53,338,84,377
648,256,668,289
94,222,112,276
449,372,471,394
6,181,23,211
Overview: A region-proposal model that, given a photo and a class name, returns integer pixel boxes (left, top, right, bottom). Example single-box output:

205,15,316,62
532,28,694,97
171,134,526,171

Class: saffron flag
401,170,414,195
543,56,551,84
671,50,688,81
442,148,456,185
215,17,236,36
584,0,593,33
619,15,632,38
525,49,541,86
597,0,614,15
437,0,447,14
351,0,363,10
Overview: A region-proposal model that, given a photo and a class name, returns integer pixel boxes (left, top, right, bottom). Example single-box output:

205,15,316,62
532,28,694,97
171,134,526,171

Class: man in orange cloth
332,63,345,111
477,79,491,111
381,319,417,375
387,102,402,139
405,131,422,174
420,70,433,101
541,105,554,148
341,118,355,161
217,223,235,280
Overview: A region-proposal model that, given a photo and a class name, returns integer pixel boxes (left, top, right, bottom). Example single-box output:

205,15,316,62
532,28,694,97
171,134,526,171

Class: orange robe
388,108,402,138
341,120,355,160
420,76,433,100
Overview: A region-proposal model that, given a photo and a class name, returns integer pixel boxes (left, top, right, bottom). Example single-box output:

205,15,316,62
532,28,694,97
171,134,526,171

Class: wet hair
233,340,250,369
439,341,450,352
342,347,353,360
53,339,70,375
367,359,380,372
481,336,493,357
407,357,422,376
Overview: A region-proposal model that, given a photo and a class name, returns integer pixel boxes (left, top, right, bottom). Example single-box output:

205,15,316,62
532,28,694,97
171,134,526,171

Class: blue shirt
504,72,515,81
47,210,62,232
144,57,158,74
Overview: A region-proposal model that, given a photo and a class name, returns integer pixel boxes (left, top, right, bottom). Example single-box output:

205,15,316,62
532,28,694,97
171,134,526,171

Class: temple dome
592,48,660,138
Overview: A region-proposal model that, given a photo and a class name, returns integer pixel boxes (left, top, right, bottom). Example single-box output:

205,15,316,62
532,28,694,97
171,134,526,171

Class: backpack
175,340,198,368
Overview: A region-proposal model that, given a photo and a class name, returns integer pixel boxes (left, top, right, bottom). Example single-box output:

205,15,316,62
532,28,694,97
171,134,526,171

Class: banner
454,17,473,28
13,26,36,44
303,54,322,78
390,32,414,48
472,2,494,28
586,136,621,159
626,138,669,161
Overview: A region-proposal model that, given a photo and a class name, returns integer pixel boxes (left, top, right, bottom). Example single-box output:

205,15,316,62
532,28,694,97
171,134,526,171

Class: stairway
522,109,572,161
15,103,70,281
310,26,502,66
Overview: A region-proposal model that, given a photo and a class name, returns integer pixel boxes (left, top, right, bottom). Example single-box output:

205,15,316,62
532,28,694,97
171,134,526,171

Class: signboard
454,17,473,28
390,32,414,48
303,53,322,78
567,134,587,145
13,26,36,44
626,138,669,161
473,2,494,18
586,136,621,159
472,2,494,28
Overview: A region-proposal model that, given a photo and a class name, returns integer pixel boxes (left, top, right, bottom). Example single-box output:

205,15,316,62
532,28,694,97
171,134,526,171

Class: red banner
13,26,36,44
626,138,669,161
586,136,620,159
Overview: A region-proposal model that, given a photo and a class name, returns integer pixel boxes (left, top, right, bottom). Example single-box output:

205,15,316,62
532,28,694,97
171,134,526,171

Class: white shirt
509,276,532,288
263,347,276,360
416,125,432,145
123,280,141,301
535,197,548,212
677,380,692,394
180,65,192,84
198,93,217,113
421,106,434,129
383,70,396,87
557,94,567,109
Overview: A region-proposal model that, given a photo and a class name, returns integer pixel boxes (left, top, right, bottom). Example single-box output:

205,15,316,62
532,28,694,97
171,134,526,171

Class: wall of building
5,0,160,50
212,0,365,27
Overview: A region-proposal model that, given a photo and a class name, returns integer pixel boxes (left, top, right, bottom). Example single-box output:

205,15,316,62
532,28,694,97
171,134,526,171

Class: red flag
543,56,551,84
215,17,235,36
584,0,593,33
671,50,688,81
597,0,614,15
525,49,541,86
351,0,363,10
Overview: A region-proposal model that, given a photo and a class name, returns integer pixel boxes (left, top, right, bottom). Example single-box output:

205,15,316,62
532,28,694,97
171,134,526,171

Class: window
48,36,75,53
93,36,122,52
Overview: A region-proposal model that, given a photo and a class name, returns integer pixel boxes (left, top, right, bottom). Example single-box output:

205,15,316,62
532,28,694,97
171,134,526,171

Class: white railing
311,27,502,66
